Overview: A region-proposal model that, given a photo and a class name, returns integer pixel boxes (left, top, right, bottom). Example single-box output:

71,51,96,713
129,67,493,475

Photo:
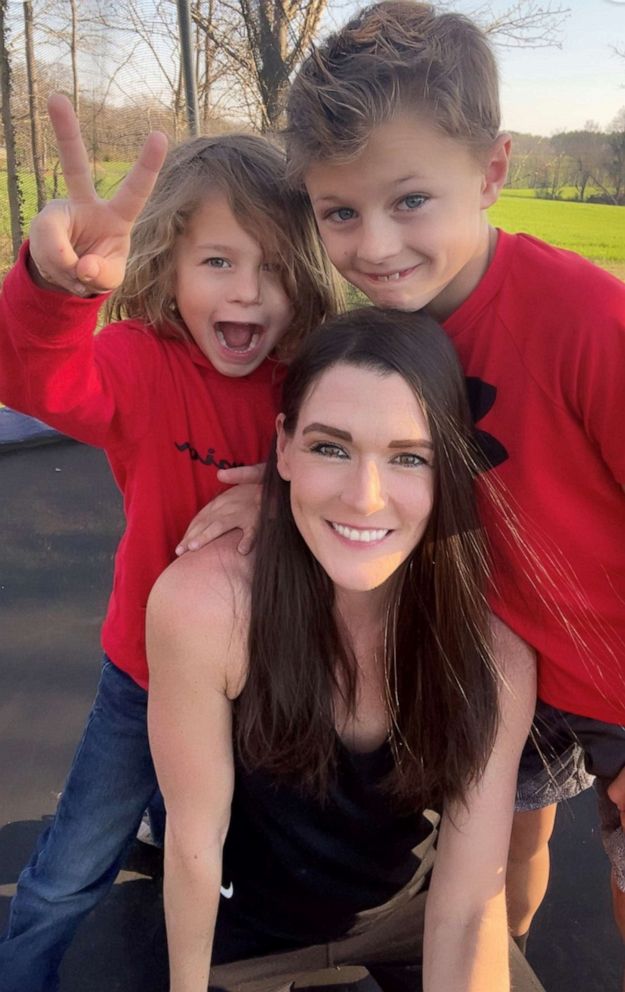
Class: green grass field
1,169,624,281
489,189,625,280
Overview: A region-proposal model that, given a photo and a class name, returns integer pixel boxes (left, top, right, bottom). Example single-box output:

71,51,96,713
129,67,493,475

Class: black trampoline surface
0,440,623,991
0,407,62,452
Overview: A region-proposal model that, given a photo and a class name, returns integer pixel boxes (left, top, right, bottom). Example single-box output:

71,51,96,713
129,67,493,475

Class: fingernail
188,541,198,550
175,545,184,556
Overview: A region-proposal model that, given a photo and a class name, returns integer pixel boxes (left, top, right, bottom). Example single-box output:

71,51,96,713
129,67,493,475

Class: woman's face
277,363,435,596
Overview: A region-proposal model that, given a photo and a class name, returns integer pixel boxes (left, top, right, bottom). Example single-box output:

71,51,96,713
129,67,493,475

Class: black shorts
516,699,625,890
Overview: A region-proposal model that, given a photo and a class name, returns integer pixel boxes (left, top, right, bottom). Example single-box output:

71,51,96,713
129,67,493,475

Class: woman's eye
311,442,349,459
327,207,356,223
398,194,427,211
392,452,428,468
204,257,230,268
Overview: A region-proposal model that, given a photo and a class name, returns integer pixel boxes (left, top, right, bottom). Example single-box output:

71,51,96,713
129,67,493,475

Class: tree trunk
0,0,24,260
23,0,47,211
70,0,79,115
201,0,212,131
257,0,290,130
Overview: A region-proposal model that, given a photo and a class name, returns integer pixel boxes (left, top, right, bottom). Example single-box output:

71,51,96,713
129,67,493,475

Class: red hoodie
0,243,284,687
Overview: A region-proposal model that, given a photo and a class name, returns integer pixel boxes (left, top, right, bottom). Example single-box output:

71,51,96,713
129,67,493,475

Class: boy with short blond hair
286,0,625,970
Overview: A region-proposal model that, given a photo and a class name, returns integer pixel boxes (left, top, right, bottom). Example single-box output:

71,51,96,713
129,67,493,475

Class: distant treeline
4,94,625,210
507,122,625,206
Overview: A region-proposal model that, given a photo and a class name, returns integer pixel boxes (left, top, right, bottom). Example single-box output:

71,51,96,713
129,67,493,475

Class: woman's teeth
331,522,390,543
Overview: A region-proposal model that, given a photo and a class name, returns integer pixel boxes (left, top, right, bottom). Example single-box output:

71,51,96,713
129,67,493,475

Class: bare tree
0,0,24,260
607,108,625,206
194,0,328,131
551,129,606,202
463,1,570,49
69,0,79,112
23,0,47,210
99,0,234,140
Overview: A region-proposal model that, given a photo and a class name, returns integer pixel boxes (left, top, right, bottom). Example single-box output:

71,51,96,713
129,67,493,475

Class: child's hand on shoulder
176,465,266,557
28,94,168,297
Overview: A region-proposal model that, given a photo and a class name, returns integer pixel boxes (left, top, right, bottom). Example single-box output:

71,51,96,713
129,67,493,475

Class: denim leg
0,657,160,992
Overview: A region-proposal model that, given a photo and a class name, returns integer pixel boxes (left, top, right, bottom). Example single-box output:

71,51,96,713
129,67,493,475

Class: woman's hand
176,465,265,556
28,94,168,296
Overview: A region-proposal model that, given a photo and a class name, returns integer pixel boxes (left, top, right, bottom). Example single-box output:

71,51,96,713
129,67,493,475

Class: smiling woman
275,363,435,594
146,307,536,992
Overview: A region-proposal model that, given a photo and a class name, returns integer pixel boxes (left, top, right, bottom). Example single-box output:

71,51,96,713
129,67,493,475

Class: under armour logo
465,377,508,472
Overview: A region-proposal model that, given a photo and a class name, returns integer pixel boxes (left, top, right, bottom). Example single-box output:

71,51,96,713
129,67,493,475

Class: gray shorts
516,699,625,891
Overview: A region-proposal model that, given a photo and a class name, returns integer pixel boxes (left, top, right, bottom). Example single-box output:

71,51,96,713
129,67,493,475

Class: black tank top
220,739,438,944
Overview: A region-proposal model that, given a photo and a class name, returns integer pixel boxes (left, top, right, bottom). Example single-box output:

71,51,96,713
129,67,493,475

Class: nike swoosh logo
220,881,234,899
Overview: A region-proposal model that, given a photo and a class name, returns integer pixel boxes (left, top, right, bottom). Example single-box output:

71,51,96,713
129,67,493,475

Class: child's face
304,115,507,320
174,194,294,377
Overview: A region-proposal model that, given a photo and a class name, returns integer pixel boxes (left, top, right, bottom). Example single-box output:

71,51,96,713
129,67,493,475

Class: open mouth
330,522,391,544
215,321,263,353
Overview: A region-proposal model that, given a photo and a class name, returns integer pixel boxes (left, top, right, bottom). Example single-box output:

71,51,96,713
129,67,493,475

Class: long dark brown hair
237,308,499,810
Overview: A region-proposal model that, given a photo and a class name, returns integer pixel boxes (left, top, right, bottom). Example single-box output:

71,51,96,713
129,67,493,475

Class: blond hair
108,133,343,356
286,0,501,180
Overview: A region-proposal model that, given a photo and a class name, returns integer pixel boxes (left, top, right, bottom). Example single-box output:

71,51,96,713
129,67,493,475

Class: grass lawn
1,168,624,281
489,189,625,281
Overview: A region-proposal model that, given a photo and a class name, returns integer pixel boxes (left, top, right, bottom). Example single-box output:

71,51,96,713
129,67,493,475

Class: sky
322,0,625,136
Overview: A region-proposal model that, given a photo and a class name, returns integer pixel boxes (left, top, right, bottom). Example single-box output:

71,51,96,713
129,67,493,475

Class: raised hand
28,93,168,296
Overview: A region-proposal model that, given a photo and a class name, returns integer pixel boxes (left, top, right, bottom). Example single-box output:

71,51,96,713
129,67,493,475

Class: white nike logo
220,881,234,899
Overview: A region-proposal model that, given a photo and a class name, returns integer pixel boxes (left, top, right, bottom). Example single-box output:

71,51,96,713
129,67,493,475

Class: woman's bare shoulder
152,533,251,611
147,533,251,695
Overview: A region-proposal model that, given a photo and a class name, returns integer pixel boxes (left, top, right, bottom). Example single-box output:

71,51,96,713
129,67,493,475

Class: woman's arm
423,619,536,992
147,542,245,992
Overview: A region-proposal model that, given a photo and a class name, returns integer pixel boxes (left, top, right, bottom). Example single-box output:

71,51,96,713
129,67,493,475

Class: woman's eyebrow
302,422,351,441
302,423,434,450
388,439,434,450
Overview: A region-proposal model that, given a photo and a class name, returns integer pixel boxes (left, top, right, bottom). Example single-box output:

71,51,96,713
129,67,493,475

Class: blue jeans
0,657,161,992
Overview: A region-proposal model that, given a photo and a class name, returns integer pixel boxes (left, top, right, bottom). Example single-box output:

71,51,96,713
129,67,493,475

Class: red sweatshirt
0,243,284,688
445,231,625,724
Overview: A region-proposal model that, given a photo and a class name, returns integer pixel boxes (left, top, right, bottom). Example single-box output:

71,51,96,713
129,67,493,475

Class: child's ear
480,133,511,208
275,413,291,481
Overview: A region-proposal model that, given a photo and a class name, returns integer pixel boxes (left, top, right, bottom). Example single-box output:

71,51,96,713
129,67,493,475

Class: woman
147,308,535,992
